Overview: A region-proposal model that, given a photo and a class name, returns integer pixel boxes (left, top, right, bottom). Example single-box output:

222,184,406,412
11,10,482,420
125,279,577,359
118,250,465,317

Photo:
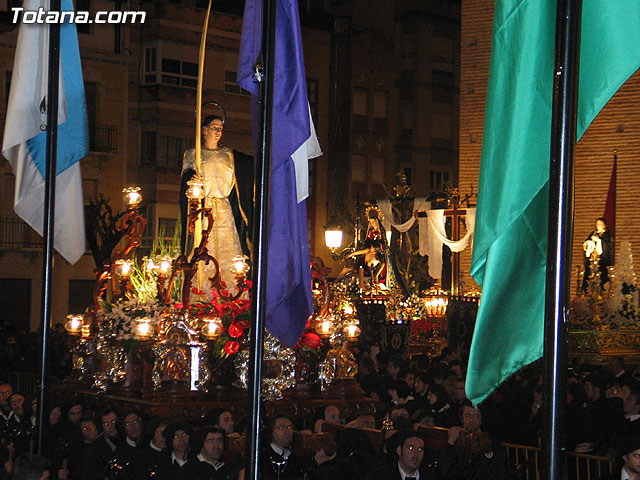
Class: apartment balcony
89,124,117,154
0,217,42,250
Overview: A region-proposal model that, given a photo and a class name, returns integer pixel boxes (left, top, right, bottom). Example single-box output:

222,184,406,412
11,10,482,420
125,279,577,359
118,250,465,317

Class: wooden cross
415,188,475,296
443,198,466,296
445,188,476,295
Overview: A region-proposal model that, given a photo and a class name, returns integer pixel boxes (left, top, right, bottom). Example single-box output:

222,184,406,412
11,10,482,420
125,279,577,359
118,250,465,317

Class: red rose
236,319,251,329
174,303,184,310
300,332,321,349
228,322,245,338
234,298,251,312
214,304,231,316
224,341,240,355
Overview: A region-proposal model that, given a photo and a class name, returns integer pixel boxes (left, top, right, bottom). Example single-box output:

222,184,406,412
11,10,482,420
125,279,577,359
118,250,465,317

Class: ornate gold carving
569,329,640,363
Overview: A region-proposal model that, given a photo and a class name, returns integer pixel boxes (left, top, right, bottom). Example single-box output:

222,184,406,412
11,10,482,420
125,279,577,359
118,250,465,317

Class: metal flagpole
542,0,581,478
245,0,277,478
38,0,62,455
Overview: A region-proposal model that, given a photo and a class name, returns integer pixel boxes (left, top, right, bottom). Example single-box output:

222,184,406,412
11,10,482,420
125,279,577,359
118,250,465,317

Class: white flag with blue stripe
2,0,88,264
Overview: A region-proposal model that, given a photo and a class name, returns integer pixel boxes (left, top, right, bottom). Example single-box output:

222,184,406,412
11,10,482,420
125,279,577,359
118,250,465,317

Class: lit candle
65,315,83,335
202,317,222,339
122,186,142,207
315,317,334,337
145,257,156,271
158,257,172,275
230,255,250,276
321,320,333,334
344,322,361,340
136,318,151,339
115,259,133,279
186,176,205,200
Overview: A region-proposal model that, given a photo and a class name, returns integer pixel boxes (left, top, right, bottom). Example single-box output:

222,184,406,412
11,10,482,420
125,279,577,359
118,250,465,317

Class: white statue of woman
181,115,253,298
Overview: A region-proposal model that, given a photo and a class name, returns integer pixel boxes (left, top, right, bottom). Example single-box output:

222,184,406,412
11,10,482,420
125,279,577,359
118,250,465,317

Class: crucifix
414,186,475,295
443,189,472,296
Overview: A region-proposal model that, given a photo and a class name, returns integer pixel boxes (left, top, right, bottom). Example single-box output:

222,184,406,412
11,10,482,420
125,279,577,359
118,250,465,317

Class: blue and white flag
238,0,321,347
2,0,88,264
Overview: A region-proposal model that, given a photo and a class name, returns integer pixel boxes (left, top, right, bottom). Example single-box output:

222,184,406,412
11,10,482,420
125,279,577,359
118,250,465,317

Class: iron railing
89,124,117,153
0,217,43,249
504,442,614,480
6,372,60,396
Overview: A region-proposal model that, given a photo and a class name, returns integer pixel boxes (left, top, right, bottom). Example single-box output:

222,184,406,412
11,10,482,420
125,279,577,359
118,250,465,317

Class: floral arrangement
97,298,167,350
570,241,640,330
330,277,361,305
96,270,253,361
294,329,322,365
392,293,426,322
186,284,253,360
570,296,640,330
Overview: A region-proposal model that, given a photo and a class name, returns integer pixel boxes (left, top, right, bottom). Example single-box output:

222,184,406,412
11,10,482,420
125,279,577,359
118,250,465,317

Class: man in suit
370,430,429,480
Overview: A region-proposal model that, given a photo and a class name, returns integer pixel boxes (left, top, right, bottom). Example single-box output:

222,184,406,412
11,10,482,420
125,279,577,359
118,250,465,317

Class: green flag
467,0,640,406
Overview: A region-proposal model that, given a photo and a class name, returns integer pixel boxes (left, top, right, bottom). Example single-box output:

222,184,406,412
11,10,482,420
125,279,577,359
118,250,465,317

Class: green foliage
127,222,183,303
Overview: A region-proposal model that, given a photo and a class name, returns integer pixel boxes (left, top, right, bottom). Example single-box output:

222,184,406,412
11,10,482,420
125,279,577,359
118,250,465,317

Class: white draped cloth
378,199,476,279
378,198,429,235
425,208,476,279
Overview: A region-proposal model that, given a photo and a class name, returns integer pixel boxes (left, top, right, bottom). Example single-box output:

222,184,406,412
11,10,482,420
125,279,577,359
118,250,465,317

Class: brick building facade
460,0,640,294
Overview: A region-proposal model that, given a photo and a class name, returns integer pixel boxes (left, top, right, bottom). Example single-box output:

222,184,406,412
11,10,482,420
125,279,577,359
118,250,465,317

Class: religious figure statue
338,207,387,287
350,215,386,278
179,115,253,296
152,316,193,387
392,171,414,200
582,217,614,292
324,341,358,380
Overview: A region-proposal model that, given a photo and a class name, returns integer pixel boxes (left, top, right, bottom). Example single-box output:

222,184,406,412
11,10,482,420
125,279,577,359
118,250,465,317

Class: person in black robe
437,402,515,480
133,417,169,480
369,430,435,480
178,426,241,480
157,420,193,480
259,414,335,480
582,217,614,291
79,416,118,480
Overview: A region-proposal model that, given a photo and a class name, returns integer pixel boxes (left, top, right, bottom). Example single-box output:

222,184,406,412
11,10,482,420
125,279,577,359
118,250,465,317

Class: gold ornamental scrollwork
569,329,640,364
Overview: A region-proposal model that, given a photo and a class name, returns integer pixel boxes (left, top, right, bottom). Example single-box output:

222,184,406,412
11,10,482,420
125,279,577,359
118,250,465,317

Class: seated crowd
1,348,640,479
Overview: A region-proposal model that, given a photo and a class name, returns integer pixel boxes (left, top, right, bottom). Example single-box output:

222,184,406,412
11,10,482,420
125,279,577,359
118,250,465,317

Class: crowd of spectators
2,339,640,479
0,322,72,378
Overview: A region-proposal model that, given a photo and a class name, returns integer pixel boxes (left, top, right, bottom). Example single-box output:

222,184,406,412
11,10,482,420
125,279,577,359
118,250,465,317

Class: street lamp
324,216,343,252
